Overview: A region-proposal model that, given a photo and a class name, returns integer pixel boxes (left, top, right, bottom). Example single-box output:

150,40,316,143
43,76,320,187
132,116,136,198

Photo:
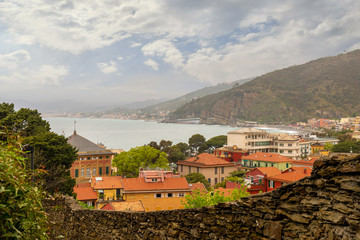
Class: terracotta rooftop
101,201,145,212
285,167,312,176
122,177,191,192
73,183,98,201
68,131,114,156
177,153,235,167
91,176,123,189
247,167,282,177
292,157,319,166
266,171,307,183
243,153,293,163
190,182,207,192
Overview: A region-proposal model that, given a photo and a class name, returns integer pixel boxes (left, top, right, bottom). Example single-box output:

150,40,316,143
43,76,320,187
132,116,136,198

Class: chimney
304,168,307,174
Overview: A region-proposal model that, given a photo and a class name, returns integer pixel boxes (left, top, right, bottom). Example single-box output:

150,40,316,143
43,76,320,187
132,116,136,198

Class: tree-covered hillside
170,49,360,124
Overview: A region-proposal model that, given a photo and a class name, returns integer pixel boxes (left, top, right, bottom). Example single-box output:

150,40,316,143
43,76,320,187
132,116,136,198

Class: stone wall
44,154,360,240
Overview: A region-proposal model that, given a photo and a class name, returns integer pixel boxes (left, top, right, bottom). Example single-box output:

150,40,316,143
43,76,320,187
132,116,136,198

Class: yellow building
90,176,123,209
121,170,192,212
242,153,293,171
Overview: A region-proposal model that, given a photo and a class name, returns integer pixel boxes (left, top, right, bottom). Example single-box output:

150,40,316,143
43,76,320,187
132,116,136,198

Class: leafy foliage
183,187,249,209
188,134,206,154
113,146,169,177
206,135,227,153
332,141,360,153
0,141,48,239
185,172,211,190
24,132,77,195
214,170,246,189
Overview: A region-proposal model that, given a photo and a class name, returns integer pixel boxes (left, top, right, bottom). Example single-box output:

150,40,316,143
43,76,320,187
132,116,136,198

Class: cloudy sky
0,0,359,109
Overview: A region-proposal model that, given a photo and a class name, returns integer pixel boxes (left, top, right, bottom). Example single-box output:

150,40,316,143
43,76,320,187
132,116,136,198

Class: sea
45,117,298,151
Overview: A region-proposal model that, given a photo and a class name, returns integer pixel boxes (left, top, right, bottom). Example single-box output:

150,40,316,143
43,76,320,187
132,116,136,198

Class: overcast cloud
0,0,359,108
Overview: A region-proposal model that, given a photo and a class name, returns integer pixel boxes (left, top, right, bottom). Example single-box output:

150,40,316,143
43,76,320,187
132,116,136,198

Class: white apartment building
227,128,306,159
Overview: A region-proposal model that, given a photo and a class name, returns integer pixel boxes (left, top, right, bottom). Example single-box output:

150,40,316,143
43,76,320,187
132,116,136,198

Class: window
288,143,292,147
189,166,191,173
265,163,268,167
197,167,199,173
98,190,104,200
280,143,284,147
75,169,79,178
221,167,224,174
288,150,292,154
106,166,109,175
215,167,217,174
87,157,90,160
93,167,96,176
286,163,289,168
100,156,103,159
151,178,158,182
106,156,109,159
86,168,91,177
268,180,274,188
181,165,183,172
208,178,211,184
116,189,121,199
99,167,103,175
178,193,185,197
81,168,84,177
167,193,173,198
215,178,218,184
280,150,284,153
155,193,162,198
221,177,224,182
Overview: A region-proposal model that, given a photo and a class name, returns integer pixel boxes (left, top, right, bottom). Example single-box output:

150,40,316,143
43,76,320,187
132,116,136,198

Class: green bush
0,143,48,239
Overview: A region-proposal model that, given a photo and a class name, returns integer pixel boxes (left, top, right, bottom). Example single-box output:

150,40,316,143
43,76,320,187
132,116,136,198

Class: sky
0,0,360,109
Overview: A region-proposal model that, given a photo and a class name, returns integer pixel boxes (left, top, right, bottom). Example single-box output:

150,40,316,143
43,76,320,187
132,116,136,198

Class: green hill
170,49,360,124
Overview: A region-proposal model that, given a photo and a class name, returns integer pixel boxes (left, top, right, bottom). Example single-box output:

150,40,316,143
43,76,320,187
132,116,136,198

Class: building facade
177,153,236,186
68,131,115,181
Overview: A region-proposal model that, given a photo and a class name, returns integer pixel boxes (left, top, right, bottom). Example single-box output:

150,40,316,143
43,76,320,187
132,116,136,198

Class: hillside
170,49,360,124
139,77,253,115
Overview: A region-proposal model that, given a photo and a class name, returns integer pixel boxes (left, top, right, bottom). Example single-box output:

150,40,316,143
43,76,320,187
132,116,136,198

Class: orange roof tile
266,171,307,183
177,153,235,167
122,177,191,192
101,201,145,212
248,167,282,177
190,182,207,192
91,176,123,189
73,183,98,201
292,157,319,167
243,153,293,163
285,167,312,176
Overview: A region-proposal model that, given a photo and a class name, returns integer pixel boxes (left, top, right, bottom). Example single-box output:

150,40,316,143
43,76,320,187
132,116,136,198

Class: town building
177,153,236,186
271,133,300,159
241,153,293,171
121,170,192,211
68,131,115,181
299,139,311,159
244,167,281,195
214,146,249,163
291,157,319,169
101,201,145,212
90,176,123,208
265,171,308,192
73,182,98,207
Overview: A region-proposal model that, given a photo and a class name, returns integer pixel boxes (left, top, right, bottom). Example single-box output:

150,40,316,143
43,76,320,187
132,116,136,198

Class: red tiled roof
248,167,282,177
266,171,307,183
73,183,98,201
243,153,293,163
177,153,235,167
292,157,319,167
101,203,115,210
190,182,207,192
122,177,191,192
285,167,312,176
91,176,123,189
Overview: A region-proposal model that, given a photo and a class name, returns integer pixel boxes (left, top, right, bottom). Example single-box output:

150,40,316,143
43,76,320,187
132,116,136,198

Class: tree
185,172,211,190
206,135,227,153
24,132,77,195
113,146,169,178
182,187,249,209
159,140,172,153
175,142,189,156
214,170,246,189
332,141,360,153
148,141,160,150
324,142,333,151
167,145,185,163
0,139,48,239
188,134,206,154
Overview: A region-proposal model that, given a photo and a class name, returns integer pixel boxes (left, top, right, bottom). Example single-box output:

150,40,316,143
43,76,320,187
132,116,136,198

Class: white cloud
144,59,159,71
131,42,142,48
0,49,31,70
97,61,117,74
117,56,123,61
0,64,68,86
142,39,184,69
